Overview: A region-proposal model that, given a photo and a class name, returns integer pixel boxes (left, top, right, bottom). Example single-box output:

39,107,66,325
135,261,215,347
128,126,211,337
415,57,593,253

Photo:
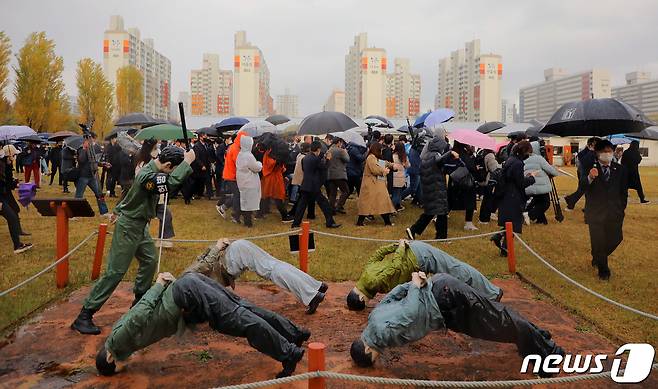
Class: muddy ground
0,279,649,389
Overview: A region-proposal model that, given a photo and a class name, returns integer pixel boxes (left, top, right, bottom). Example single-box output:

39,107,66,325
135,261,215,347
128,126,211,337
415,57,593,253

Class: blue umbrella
413,112,431,128
0,125,37,140
213,117,249,133
424,108,455,128
608,134,636,145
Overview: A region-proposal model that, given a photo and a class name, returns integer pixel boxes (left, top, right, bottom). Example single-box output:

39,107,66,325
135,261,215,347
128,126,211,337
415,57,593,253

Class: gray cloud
1,0,657,116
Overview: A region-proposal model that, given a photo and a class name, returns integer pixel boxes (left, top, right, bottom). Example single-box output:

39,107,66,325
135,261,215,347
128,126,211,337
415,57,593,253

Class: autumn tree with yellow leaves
76,58,114,138
115,65,143,116
0,31,13,124
13,32,71,131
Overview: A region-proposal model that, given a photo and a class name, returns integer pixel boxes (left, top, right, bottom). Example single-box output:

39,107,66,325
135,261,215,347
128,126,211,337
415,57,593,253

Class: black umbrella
525,122,555,138
540,98,655,137
18,134,44,143
364,115,394,128
507,131,527,140
115,112,160,127
212,117,250,133
196,126,219,136
105,126,138,140
64,135,84,151
298,111,358,135
265,114,291,125
625,126,658,140
477,121,506,134
48,131,78,142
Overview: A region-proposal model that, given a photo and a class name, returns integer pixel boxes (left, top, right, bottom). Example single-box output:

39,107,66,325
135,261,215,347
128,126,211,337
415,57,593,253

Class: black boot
294,328,311,347
277,347,305,378
318,282,329,293
306,292,325,314
71,308,101,335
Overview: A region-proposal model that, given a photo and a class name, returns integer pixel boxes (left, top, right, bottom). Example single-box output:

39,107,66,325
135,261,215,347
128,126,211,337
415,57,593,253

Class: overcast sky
2,0,657,116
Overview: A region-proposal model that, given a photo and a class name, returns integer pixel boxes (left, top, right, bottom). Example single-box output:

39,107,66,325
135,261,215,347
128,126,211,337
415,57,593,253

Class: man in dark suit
579,139,628,280
185,135,211,203
565,137,599,210
291,141,340,229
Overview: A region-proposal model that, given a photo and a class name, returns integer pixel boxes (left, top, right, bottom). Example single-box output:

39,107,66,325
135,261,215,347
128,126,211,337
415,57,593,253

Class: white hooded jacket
236,135,262,211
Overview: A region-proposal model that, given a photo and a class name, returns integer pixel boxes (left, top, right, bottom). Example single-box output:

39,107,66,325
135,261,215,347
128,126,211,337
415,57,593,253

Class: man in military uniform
71,146,195,335
346,240,502,311
94,241,309,379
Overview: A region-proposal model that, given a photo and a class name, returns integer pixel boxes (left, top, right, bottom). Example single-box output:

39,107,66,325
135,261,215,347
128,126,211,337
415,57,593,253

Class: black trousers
432,274,558,359
1,198,22,249
293,190,334,227
106,173,118,196
409,213,448,239
478,185,496,222
527,194,550,224
588,219,623,274
172,273,302,362
258,198,288,218
327,179,349,210
347,175,362,196
49,163,62,185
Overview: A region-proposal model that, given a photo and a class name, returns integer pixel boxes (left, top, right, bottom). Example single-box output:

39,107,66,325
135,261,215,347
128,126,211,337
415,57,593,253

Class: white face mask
151,148,159,158
598,152,613,164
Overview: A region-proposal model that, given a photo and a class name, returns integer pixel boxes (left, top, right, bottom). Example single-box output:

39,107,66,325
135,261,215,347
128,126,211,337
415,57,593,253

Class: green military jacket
355,243,419,299
105,282,184,361
114,160,192,221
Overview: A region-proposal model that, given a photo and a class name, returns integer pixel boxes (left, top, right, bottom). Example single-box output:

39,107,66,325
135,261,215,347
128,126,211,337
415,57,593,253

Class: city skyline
2,0,658,117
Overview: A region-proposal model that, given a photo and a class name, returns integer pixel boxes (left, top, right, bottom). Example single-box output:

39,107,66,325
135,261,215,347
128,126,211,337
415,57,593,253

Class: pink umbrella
448,129,496,150
494,142,509,153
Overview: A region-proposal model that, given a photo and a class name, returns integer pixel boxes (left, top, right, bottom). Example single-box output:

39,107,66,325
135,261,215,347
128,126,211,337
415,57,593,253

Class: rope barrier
0,231,98,297
310,229,499,243
514,233,658,321
212,363,658,389
155,230,301,243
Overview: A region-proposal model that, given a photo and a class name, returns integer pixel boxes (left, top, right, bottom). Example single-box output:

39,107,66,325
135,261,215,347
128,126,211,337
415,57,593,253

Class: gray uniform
225,240,322,306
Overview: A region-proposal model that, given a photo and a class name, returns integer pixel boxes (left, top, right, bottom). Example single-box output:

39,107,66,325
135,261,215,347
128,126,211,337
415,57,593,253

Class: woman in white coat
236,135,262,227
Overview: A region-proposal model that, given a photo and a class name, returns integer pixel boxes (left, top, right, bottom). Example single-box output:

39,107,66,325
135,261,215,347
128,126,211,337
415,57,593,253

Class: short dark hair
383,134,393,145
310,140,322,152
595,139,614,152
158,145,184,166
350,339,374,367
398,135,408,142
96,344,117,376
513,140,533,158
587,137,600,147
372,130,381,140
300,142,311,153
346,290,366,311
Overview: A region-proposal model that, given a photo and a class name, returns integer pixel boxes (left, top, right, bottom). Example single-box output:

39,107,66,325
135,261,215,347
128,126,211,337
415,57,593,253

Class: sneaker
14,243,33,254
281,216,294,223
523,212,530,226
216,204,226,218
490,213,498,221
405,228,415,240
230,217,241,224
464,222,478,231
640,199,650,204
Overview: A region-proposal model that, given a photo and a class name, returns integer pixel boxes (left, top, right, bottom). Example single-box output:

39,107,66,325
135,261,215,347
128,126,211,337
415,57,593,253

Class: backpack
489,166,506,198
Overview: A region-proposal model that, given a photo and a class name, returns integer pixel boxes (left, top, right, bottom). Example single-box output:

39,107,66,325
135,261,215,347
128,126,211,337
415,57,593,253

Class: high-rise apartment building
435,39,502,122
103,15,171,120
275,90,299,117
323,89,345,113
233,31,273,117
519,68,611,122
501,99,518,123
612,71,658,119
190,53,233,116
385,58,421,119
345,33,387,118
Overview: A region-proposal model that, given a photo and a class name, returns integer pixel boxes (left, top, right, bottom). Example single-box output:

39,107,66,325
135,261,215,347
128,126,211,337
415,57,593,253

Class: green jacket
114,160,192,221
105,282,184,361
356,243,419,299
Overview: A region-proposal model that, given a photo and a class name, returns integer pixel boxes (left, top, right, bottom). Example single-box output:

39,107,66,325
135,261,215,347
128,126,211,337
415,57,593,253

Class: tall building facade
501,99,518,123
275,90,299,117
233,31,273,117
103,15,171,120
345,33,387,118
612,71,658,119
323,89,345,113
435,40,502,122
385,58,421,119
519,68,611,122
190,53,233,116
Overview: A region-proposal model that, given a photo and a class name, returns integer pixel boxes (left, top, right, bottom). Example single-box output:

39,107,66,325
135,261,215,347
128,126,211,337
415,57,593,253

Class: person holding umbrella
565,137,599,210
621,140,649,204
71,145,196,335
581,139,628,280
0,148,32,254
21,141,42,188
75,133,109,216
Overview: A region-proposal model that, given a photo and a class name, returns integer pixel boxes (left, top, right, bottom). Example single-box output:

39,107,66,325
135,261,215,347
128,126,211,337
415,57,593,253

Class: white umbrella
332,129,366,147
0,125,37,140
238,121,281,137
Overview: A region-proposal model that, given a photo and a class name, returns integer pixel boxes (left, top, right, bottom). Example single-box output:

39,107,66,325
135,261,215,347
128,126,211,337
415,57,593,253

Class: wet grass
1,167,657,346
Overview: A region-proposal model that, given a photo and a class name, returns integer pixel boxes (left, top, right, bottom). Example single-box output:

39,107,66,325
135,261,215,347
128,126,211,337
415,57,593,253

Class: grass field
1,167,657,347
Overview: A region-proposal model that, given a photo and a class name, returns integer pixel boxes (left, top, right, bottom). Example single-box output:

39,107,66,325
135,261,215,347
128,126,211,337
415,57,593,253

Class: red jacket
222,132,245,181
261,151,286,200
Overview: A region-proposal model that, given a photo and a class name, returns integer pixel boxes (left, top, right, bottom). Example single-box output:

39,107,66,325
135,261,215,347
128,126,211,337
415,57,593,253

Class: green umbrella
135,124,195,141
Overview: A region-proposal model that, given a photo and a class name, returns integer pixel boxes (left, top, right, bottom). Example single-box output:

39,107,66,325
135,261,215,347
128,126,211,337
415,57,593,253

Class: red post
91,224,108,280
505,222,516,273
299,220,310,273
54,202,70,288
308,342,326,389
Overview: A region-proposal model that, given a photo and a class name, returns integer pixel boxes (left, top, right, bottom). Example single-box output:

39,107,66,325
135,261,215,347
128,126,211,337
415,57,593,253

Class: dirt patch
0,279,649,388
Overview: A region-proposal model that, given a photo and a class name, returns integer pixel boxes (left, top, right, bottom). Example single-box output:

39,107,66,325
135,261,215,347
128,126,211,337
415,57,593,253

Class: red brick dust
0,279,652,388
